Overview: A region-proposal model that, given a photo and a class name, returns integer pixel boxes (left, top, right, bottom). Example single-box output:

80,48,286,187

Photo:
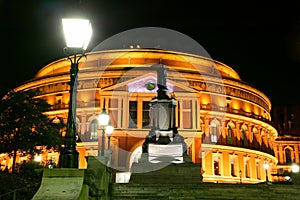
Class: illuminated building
1,48,280,183
272,104,300,181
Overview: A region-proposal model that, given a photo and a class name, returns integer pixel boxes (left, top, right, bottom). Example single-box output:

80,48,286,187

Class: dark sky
1,1,300,106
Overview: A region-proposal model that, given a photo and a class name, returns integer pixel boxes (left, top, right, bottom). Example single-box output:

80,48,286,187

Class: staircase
110,182,300,200
109,155,300,200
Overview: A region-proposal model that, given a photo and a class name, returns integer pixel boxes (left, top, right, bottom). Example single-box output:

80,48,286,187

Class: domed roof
35,48,241,81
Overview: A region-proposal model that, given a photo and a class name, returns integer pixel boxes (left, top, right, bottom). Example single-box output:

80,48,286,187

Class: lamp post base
59,149,79,168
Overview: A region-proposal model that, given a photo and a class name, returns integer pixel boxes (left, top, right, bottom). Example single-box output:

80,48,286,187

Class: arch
211,118,221,126
210,119,221,143
240,128,245,140
240,124,248,146
227,121,235,129
87,114,98,123
261,129,265,136
89,119,98,140
86,114,98,133
226,122,235,145
252,127,261,145
252,127,258,134
241,124,248,131
199,118,204,132
261,129,268,147
284,146,294,164
128,140,145,169
76,117,80,133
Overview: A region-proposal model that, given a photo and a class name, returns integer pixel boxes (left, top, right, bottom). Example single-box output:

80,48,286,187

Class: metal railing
0,183,40,200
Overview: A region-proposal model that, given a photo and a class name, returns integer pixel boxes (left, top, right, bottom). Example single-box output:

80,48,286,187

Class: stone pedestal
130,153,202,183
148,143,183,163
32,168,87,200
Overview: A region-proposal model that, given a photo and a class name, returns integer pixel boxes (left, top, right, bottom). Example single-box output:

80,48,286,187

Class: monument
130,64,202,183
142,64,187,163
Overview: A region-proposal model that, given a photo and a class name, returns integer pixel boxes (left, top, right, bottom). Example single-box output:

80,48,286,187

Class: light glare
98,111,109,126
292,164,300,173
62,18,92,50
106,125,114,134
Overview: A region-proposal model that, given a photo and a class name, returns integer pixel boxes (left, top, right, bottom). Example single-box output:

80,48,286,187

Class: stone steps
110,154,300,200
110,182,300,200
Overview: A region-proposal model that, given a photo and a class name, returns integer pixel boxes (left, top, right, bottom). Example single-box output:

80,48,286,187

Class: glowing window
129,101,137,128
285,148,292,164
214,156,220,175
90,119,98,140
211,122,218,143
142,101,151,128
227,125,233,145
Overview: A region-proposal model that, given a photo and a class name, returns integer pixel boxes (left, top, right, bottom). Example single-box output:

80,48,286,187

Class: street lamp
263,161,269,183
291,163,299,185
59,18,92,168
106,121,114,150
98,106,113,156
292,163,300,173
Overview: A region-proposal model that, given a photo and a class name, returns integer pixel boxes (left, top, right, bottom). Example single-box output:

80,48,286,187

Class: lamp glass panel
62,18,92,50
106,125,114,134
263,163,269,169
98,113,109,126
292,164,300,173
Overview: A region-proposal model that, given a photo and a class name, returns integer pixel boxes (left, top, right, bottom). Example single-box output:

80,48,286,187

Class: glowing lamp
62,18,92,50
106,123,114,135
98,108,110,126
292,163,300,173
263,162,269,170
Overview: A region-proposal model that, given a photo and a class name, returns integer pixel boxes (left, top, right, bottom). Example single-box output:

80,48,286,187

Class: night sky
1,1,300,106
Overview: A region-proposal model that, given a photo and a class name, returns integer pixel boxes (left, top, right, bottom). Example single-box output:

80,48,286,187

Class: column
279,144,284,164
193,133,202,163
295,144,299,163
192,99,197,129
137,99,143,129
222,151,230,176
117,97,122,128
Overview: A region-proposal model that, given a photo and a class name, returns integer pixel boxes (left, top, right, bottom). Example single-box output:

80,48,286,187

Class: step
110,183,300,200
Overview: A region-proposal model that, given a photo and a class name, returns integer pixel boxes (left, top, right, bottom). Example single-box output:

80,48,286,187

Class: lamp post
106,121,114,150
59,18,92,168
98,105,113,156
291,163,299,185
263,161,269,183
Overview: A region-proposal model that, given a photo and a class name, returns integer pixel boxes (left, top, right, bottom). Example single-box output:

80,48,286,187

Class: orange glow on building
2,48,285,183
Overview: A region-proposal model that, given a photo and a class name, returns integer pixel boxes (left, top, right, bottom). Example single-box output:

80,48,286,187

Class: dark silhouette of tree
0,90,64,173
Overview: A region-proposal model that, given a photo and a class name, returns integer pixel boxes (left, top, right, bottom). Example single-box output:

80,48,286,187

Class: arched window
90,119,98,140
210,121,218,143
285,148,292,164
227,125,233,145
240,128,245,147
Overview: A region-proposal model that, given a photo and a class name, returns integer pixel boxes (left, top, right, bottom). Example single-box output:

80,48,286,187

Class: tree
0,89,64,172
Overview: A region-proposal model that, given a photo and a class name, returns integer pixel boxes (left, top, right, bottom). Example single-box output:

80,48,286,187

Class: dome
35,48,241,81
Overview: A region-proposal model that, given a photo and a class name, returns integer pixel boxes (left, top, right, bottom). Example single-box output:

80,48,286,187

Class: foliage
0,89,64,171
0,161,43,200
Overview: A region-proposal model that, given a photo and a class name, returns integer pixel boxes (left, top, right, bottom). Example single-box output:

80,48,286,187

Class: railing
202,135,274,156
49,100,100,111
0,183,40,200
201,104,273,125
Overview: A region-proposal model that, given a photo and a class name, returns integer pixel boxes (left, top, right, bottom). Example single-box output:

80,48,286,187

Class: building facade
1,48,281,183
272,104,300,181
